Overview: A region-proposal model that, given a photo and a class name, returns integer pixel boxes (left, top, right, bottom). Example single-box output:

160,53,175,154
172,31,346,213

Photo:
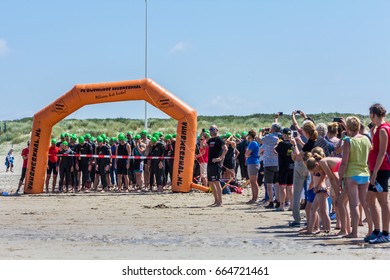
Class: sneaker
369,234,390,244
264,202,274,209
289,221,302,227
364,232,380,243
275,202,280,208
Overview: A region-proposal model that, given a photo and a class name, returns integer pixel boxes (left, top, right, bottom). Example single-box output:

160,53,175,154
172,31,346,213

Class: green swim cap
241,131,248,136
172,133,177,138
165,134,172,140
78,136,85,143
141,130,148,135
147,134,151,139
235,133,241,138
85,133,91,139
118,133,126,141
90,136,95,142
135,134,141,140
151,137,157,143
225,132,232,138
62,141,68,146
71,135,77,141
60,133,66,138
51,138,57,144
97,136,103,143
126,131,133,136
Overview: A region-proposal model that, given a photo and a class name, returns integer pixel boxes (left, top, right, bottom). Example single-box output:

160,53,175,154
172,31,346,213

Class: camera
292,131,298,138
368,123,374,129
333,117,342,123
296,110,301,114
277,112,284,116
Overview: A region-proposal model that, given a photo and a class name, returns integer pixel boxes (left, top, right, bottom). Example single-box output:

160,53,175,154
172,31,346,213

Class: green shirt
345,136,371,177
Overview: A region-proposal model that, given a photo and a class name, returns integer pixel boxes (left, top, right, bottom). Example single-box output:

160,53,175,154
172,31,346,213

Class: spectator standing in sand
245,130,260,204
257,123,281,209
196,133,209,187
275,127,294,211
5,148,14,172
16,141,30,194
366,103,390,243
207,125,228,207
337,116,373,239
237,131,249,180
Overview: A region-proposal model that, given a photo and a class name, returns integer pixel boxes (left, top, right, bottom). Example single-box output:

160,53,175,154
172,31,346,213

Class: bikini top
330,161,341,173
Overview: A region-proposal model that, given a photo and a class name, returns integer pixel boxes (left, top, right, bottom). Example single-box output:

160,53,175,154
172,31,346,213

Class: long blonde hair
302,121,318,141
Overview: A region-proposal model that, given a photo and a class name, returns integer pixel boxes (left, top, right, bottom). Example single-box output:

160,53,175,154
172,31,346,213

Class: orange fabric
25,79,197,193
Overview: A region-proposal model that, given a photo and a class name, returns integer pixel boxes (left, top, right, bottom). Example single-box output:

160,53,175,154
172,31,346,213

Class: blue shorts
350,176,369,185
307,189,316,203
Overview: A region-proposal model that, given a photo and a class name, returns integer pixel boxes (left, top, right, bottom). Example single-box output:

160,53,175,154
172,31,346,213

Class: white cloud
169,41,190,54
0,39,10,57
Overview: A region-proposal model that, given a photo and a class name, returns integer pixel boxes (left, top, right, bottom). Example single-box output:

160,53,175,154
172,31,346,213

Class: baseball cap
282,127,291,135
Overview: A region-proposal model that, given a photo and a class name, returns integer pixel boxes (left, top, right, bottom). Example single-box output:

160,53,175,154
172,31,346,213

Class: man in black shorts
207,125,227,207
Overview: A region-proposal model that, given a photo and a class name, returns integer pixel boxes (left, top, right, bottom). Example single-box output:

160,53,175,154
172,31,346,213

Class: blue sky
1,0,389,120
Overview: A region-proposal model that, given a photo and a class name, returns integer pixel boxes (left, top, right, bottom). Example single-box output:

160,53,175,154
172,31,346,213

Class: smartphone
333,117,342,123
277,112,284,116
368,123,374,129
292,131,298,138
296,110,301,114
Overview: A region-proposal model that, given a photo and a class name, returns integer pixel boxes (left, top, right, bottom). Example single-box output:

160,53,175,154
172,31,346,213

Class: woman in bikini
301,147,331,234
338,116,373,239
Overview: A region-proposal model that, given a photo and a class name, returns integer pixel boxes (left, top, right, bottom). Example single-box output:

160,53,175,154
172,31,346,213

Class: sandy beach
0,144,389,260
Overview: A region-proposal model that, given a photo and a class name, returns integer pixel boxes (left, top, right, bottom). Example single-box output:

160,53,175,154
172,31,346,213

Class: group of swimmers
43,130,176,194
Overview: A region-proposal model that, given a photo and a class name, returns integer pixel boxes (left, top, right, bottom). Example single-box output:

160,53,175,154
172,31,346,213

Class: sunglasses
209,127,216,131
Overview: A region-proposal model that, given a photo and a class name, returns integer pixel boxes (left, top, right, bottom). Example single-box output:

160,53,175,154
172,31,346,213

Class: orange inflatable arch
25,78,207,194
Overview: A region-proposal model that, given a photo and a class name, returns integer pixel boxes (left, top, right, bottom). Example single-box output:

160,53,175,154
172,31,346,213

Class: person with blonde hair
338,116,373,239
366,103,390,243
289,120,317,227
300,147,332,234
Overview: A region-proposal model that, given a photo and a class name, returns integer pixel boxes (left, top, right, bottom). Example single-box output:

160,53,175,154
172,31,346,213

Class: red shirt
198,145,209,164
368,122,390,171
21,147,29,168
48,145,60,163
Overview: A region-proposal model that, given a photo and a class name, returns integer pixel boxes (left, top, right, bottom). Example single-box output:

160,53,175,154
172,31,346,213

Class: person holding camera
258,123,281,209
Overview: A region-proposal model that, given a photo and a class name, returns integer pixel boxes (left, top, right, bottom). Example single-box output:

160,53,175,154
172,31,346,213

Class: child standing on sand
5,148,14,172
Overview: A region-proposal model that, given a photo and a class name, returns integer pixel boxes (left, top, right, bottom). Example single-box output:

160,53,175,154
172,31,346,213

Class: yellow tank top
345,136,371,177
